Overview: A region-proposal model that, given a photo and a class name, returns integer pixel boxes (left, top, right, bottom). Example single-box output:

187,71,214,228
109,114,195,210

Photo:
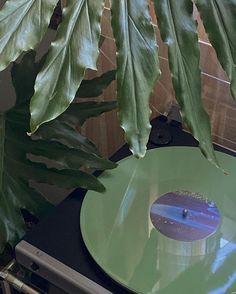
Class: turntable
15,116,236,294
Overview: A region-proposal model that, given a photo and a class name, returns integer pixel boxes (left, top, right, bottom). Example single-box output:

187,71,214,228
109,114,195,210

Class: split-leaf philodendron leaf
0,51,117,253
30,0,105,133
0,0,57,71
110,0,160,158
154,0,218,167
77,70,116,98
194,0,236,100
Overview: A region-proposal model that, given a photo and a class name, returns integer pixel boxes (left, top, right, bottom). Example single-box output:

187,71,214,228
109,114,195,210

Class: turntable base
15,117,236,294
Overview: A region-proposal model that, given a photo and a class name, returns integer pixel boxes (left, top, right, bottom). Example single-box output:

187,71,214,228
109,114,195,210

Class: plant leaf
0,95,106,253
154,0,218,167
0,110,52,253
0,0,57,71
110,0,160,158
14,52,117,171
59,101,117,127
30,0,105,133
195,0,236,100
36,119,100,155
0,51,117,253
76,70,116,98
11,51,38,106
36,102,117,166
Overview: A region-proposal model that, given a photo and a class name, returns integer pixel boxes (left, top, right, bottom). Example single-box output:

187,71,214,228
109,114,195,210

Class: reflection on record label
150,191,221,242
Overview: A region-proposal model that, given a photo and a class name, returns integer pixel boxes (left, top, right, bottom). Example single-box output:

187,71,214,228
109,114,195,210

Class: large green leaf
0,0,57,71
195,0,236,100
110,0,160,158
0,52,117,253
154,0,218,167
30,0,105,133
0,107,52,252
58,101,117,127
36,119,100,155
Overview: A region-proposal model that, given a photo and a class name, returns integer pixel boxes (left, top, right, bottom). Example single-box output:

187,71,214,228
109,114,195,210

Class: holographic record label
150,191,221,241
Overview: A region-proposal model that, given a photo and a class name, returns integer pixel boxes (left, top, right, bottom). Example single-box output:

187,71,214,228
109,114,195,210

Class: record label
150,191,221,241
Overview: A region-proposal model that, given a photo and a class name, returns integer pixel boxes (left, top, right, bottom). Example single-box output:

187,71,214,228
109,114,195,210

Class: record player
15,116,236,294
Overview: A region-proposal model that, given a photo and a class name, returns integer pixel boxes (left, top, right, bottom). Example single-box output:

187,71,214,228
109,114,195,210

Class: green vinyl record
80,147,236,294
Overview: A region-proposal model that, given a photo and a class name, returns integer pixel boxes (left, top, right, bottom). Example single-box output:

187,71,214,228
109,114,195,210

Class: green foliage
0,1,236,161
29,0,105,133
0,0,58,70
154,0,218,167
110,0,160,158
77,70,116,98
0,52,117,252
0,0,236,161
